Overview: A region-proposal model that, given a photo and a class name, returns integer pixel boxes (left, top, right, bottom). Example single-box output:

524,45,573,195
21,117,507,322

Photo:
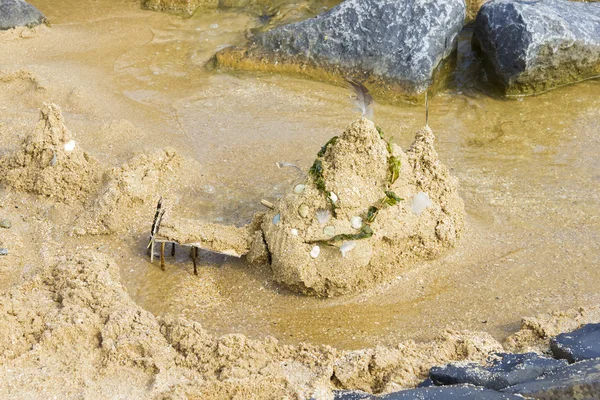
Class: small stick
191,247,198,275
160,242,166,271
261,199,274,209
171,242,176,257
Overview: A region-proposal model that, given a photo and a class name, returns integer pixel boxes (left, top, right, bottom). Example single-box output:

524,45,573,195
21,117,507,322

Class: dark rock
379,385,523,399
429,352,568,390
551,323,600,363
334,390,374,399
472,0,600,96
215,0,466,102
0,0,46,30
503,357,600,398
417,378,436,388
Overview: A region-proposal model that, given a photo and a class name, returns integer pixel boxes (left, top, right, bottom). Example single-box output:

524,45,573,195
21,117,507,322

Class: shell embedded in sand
412,192,432,215
316,209,330,225
64,140,76,152
323,226,335,236
294,184,306,194
290,228,298,236
350,216,363,229
329,192,338,204
298,204,309,218
340,241,356,257
310,245,320,258
272,214,281,224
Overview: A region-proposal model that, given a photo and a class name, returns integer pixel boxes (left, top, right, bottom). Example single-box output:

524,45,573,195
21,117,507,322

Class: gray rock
0,248,7,256
379,386,523,399
429,352,568,390
0,0,46,30
503,357,600,398
0,218,11,229
472,0,600,96
551,323,600,363
218,0,466,101
334,390,373,400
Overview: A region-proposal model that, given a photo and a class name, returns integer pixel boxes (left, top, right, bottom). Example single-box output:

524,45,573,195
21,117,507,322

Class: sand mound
0,103,101,203
81,149,181,235
0,249,502,398
256,118,465,296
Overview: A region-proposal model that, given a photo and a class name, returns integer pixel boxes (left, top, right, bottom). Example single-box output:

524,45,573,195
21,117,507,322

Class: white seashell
329,192,338,204
323,226,335,236
412,192,432,215
294,184,306,194
340,241,356,257
290,228,298,236
272,214,281,224
350,216,363,229
316,209,331,225
64,140,76,152
298,204,309,218
310,245,320,259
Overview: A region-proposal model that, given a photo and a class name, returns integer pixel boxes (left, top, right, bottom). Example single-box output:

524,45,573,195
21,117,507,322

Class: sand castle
151,115,465,297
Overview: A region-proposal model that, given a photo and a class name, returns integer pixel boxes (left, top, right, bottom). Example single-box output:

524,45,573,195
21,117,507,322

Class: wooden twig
191,247,198,275
160,242,166,271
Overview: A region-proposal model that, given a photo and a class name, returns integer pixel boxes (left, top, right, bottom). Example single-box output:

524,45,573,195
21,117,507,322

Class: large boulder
214,0,466,102
472,0,600,96
429,353,568,390
551,323,600,363
0,0,46,30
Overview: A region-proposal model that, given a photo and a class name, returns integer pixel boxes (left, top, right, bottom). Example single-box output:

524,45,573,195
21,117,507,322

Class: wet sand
0,0,599,361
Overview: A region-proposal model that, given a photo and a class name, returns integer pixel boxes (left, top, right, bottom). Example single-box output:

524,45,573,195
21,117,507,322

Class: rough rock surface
255,118,465,296
472,0,600,96
0,0,46,30
429,353,568,390
502,358,600,398
335,386,524,399
215,0,466,102
551,323,600,363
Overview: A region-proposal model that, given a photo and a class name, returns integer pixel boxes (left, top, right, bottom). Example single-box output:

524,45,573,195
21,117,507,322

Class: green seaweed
383,191,403,206
388,155,401,184
318,136,338,157
376,126,385,139
311,224,374,245
366,206,379,223
309,159,326,193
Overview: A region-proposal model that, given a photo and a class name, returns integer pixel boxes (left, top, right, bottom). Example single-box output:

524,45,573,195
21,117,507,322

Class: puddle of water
4,0,600,349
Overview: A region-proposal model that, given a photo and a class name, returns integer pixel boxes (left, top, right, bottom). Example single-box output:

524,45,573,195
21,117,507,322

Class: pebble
0,248,7,256
0,219,11,229
272,214,280,225
294,184,306,194
298,204,309,218
323,226,335,236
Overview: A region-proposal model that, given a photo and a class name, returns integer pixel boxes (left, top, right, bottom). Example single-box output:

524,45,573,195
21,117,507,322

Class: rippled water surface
5,0,600,349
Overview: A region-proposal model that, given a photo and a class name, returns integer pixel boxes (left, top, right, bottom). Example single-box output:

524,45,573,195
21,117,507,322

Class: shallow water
2,0,600,349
